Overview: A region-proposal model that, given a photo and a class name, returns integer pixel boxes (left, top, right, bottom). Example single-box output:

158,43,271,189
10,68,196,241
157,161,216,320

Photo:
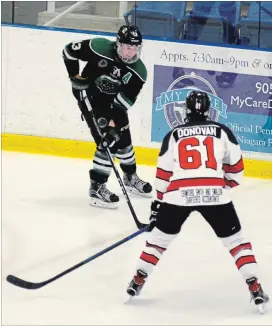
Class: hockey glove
148,200,161,232
70,75,89,91
100,127,120,149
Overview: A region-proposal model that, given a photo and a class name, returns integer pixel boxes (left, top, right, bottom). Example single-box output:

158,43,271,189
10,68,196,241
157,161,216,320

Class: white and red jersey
155,120,244,206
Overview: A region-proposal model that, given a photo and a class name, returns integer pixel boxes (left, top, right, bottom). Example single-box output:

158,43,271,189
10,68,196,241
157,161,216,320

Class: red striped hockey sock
230,242,258,280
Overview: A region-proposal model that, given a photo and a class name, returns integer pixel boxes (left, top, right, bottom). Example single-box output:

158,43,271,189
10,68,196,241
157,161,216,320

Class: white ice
2,151,272,325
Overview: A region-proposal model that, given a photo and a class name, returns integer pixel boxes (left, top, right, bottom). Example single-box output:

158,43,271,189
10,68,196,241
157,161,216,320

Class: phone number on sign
256,82,272,94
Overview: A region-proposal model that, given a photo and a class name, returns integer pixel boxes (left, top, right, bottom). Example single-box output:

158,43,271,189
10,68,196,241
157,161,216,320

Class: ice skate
246,277,269,314
127,269,147,297
123,173,152,198
89,181,119,209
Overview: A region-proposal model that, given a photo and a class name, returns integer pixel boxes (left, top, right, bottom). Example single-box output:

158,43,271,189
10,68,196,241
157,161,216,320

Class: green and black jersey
63,38,147,111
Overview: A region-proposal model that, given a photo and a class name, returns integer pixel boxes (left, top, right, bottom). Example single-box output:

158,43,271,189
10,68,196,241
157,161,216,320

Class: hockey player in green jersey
62,25,152,208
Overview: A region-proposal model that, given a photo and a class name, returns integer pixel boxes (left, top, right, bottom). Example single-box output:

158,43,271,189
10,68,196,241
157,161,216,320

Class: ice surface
2,152,272,325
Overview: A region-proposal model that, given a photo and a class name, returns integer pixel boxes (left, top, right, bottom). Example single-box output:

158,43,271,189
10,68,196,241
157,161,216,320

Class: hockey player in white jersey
127,91,269,313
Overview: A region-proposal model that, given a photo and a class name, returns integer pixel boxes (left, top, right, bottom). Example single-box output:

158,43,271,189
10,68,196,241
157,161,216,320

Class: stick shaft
7,225,149,289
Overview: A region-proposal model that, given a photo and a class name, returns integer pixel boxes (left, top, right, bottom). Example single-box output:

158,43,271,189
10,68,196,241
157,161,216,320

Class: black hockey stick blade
6,225,149,290
6,275,46,290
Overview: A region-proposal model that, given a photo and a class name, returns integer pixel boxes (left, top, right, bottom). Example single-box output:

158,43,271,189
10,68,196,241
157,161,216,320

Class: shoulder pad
89,38,115,61
159,131,173,156
127,59,147,82
212,121,238,145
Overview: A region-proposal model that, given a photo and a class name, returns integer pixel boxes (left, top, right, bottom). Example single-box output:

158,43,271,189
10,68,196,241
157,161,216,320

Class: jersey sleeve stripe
156,191,164,200
224,178,239,188
156,168,173,181
117,92,132,110
63,47,78,60
126,65,146,82
223,157,244,173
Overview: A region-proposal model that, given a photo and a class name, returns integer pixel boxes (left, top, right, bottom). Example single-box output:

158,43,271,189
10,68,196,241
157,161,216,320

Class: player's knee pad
116,145,136,166
93,149,115,177
148,227,177,250
139,227,177,270
221,230,245,250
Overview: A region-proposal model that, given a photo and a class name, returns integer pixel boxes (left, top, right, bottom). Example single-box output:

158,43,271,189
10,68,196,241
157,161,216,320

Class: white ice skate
89,181,119,209
123,173,152,198
127,269,147,297
246,277,269,314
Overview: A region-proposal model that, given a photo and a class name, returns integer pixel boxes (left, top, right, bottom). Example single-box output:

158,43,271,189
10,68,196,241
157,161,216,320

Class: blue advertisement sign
152,65,272,154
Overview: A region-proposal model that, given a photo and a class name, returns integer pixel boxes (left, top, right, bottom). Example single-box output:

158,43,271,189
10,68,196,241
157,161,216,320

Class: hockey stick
102,146,148,230
6,225,149,290
82,91,148,230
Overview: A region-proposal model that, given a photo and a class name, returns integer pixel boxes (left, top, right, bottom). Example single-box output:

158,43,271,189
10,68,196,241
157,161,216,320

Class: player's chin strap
81,90,148,230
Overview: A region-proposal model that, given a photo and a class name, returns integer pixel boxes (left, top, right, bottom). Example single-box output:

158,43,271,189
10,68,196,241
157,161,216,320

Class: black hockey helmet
116,25,143,64
185,91,211,122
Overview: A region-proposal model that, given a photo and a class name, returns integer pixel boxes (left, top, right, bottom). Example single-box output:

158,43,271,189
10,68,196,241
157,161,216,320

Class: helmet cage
116,41,142,64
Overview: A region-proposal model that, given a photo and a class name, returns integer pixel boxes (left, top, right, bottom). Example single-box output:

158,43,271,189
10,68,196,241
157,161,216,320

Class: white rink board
1,25,272,160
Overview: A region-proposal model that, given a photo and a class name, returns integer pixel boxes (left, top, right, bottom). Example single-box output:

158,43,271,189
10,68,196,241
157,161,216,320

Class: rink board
2,24,272,179
2,133,272,179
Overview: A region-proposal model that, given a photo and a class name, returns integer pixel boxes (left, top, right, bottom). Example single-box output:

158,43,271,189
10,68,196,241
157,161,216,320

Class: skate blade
257,302,268,314
89,197,119,209
125,186,152,198
124,295,134,305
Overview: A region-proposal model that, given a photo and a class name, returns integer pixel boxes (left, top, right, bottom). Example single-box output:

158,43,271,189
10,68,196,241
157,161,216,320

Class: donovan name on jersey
174,125,221,139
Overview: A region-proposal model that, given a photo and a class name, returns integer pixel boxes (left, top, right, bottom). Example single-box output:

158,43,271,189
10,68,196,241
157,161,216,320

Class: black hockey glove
100,126,120,149
70,76,89,91
148,200,161,232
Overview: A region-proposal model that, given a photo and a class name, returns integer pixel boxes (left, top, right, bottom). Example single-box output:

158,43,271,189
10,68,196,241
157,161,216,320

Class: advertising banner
152,65,272,154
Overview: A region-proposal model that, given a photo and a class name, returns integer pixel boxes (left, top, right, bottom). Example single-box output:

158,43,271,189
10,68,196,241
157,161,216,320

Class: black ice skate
89,181,119,209
123,173,152,198
127,269,147,297
246,277,269,314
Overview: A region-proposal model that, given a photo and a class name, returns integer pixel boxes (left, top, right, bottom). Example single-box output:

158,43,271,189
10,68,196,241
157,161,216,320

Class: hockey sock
229,242,258,280
116,145,136,175
221,231,258,281
91,149,115,181
135,227,177,276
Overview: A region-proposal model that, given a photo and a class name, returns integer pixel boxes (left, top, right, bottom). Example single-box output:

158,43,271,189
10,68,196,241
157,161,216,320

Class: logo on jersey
98,59,108,68
111,66,121,78
155,72,228,129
